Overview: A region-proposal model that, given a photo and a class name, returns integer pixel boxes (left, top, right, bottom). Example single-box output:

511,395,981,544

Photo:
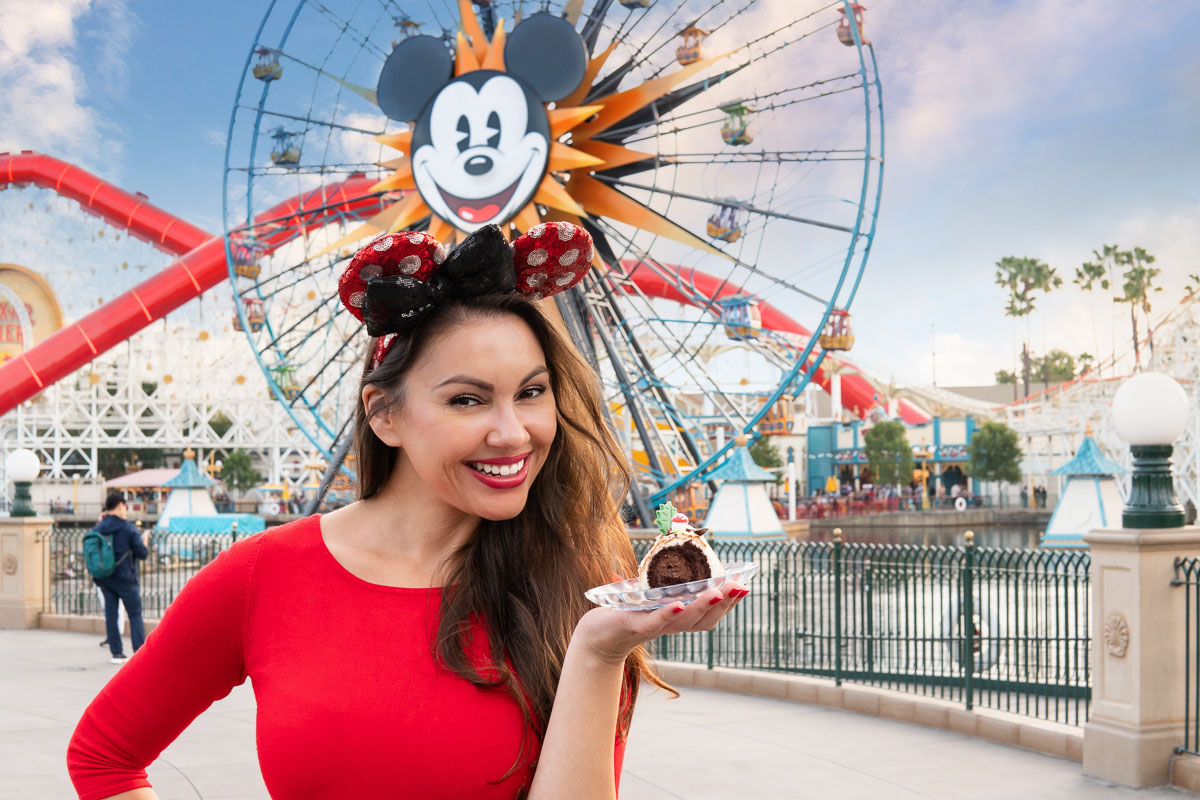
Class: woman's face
386,313,558,522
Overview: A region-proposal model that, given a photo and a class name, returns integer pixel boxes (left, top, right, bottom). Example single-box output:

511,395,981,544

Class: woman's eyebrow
435,366,548,391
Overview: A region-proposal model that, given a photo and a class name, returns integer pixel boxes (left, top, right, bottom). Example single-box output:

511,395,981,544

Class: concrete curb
654,661,1083,763
39,612,161,636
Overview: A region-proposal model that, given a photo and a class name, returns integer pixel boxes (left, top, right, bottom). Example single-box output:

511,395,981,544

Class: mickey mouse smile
429,152,534,225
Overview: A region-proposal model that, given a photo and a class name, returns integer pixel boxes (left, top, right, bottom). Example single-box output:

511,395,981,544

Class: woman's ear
362,385,404,447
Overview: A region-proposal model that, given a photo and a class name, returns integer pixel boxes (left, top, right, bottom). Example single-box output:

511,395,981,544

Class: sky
1,0,1197,387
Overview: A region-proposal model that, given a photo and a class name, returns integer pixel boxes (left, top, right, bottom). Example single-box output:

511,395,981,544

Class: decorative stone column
1082,526,1200,786
0,515,52,629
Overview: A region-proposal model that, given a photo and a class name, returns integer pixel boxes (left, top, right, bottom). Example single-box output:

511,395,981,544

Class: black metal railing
1175,557,1200,755
45,523,244,619
634,531,1092,726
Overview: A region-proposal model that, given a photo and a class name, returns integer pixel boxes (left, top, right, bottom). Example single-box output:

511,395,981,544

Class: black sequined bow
362,224,516,337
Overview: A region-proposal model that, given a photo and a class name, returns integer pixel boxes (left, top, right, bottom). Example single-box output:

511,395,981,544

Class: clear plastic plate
585,562,759,611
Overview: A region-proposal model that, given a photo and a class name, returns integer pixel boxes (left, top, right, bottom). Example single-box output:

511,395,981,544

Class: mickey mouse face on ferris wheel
376,14,589,233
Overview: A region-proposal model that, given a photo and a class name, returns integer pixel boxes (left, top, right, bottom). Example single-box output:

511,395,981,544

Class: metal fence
634,532,1092,726
1174,557,1200,755
45,524,243,619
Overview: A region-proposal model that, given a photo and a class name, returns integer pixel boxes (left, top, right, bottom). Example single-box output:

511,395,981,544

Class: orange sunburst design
360,1,736,257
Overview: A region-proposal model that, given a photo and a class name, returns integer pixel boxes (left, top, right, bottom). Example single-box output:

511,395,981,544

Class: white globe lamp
1111,372,1189,528
6,449,41,517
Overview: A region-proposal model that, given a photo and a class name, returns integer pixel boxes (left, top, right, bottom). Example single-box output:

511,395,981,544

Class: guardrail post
0,515,53,628
962,530,975,711
1083,524,1200,787
864,553,874,678
834,527,843,687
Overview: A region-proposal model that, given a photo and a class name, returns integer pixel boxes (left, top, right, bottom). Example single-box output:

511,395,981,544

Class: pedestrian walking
89,491,150,664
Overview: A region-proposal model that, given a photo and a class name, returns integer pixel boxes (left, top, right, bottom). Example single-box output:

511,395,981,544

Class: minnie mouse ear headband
338,222,593,370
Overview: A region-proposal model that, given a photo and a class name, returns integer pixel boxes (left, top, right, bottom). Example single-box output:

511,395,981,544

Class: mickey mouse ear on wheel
376,35,454,121
510,223,593,300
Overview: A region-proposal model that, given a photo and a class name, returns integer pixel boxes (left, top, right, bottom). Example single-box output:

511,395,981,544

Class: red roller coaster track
0,151,927,426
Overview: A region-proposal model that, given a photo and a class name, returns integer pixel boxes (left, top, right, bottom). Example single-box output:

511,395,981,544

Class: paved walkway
0,628,1190,799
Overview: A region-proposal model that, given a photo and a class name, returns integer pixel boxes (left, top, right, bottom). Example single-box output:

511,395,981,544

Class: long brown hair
352,292,674,776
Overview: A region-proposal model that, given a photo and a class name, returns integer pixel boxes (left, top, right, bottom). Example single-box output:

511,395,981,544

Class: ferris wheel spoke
615,80,863,144
304,2,393,61
595,174,855,236
257,293,341,355
241,106,387,137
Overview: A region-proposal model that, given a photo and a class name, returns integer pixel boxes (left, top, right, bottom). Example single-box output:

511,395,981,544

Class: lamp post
6,449,41,517
1111,372,1189,529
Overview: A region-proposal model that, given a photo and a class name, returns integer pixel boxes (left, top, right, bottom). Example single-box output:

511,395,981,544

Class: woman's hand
572,582,749,667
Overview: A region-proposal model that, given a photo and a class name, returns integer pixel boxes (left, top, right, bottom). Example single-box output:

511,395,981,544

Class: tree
1036,349,1076,383
1113,246,1161,370
1077,352,1095,377
748,435,783,482
862,420,913,488
967,421,1022,500
994,256,1061,397
208,411,234,439
995,369,1017,385
220,449,262,498
1184,273,1200,302
1074,247,1114,377
98,448,165,480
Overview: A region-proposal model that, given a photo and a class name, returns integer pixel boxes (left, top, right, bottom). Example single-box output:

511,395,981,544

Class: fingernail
672,606,685,614
734,589,748,598
709,596,723,605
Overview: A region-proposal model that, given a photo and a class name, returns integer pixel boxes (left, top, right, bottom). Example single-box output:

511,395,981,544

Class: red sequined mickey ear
510,222,593,300
337,232,447,321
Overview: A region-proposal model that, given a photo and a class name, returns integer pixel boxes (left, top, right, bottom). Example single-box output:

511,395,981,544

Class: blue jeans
97,580,146,657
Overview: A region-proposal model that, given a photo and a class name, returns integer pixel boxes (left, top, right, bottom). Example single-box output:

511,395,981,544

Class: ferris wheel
223,0,883,519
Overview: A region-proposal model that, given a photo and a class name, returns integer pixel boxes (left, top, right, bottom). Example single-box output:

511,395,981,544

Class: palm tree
1185,273,1200,302
1074,253,1111,377
1114,247,1160,371
995,256,1061,397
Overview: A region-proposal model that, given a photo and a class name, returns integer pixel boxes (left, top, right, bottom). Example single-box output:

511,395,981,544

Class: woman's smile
465,452,532,486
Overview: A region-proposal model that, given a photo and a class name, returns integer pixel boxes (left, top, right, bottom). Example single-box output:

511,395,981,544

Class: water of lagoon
808,524,1046,549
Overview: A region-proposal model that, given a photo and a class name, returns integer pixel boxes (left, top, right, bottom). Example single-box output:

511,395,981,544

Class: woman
68,223,747,799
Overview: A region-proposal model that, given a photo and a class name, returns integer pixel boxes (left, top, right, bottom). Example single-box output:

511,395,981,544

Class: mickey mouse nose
464,155,493,176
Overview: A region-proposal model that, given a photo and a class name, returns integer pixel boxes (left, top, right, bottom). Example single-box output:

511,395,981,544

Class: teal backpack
83,527,130,580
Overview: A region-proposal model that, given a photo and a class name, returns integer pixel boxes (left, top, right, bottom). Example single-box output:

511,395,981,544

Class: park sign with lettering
0,264,63,365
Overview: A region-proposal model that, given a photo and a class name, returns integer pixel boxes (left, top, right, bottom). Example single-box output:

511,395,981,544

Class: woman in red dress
68,222,747,799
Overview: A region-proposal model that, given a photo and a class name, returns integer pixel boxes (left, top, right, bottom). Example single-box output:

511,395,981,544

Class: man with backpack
84,491,150,664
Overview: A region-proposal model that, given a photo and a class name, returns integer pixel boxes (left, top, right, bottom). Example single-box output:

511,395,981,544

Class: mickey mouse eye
456,115,470,154
486,111,501,149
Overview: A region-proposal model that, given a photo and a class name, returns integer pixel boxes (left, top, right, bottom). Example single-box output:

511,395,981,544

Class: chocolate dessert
638,504,725,589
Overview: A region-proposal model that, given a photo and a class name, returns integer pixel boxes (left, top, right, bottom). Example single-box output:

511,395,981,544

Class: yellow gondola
719,295,762,341
620,0,651,7
836,3,870,47
269,128,301,167
760,395,795,435
676,25,708,65
231,239,264,279
720,101,754,146
819,309,855,351
233,298,265,334
252,47,282,82
707,200,745,243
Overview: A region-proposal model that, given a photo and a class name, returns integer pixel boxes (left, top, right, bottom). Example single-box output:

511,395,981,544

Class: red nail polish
672,606,685,614
709,596,722,605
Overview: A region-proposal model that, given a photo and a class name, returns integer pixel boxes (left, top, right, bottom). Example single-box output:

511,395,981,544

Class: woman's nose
486,403,530,448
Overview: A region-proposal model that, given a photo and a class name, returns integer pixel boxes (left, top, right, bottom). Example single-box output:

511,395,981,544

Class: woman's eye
520,384,548,400
449,395,481,407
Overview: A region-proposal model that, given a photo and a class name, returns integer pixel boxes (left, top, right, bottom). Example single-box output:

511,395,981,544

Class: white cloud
874,0,1187,164
0,0,134,170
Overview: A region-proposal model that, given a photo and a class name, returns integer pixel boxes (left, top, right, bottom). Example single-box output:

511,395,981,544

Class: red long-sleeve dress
67,515,625,799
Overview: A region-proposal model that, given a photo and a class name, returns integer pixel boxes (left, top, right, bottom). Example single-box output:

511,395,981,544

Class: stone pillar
1083,526,1200,786
0,516,52,629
